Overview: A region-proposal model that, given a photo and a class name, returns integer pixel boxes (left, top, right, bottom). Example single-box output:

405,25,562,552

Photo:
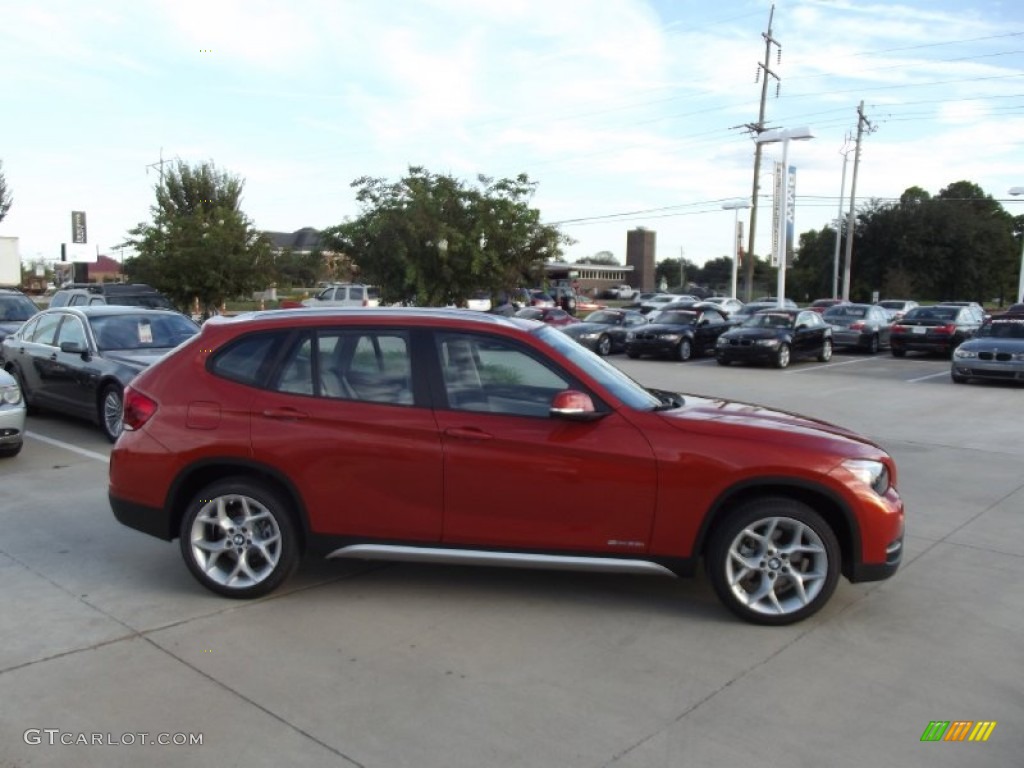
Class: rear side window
210,332,287,387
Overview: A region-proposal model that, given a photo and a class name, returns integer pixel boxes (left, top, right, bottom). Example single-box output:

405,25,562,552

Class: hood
563,322,615,336
658,393,880,453
0,320,27,338
722,326,786,341
639,321,695,333
102,348,173,369
958,336,1024,352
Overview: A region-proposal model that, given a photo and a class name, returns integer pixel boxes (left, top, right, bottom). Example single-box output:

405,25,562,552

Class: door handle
444,426,493,441
261,407,309,421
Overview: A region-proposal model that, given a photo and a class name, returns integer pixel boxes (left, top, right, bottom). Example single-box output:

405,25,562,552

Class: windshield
582,310,620,325
978,319,1024,339
743,312,794,329
824,306,867,320
533,325,660,410
91,313,200,350
111,294,176,310
652,310,698,324
0,294,40,322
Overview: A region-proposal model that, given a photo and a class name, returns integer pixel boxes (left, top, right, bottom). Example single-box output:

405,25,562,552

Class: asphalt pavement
0,351,1021,767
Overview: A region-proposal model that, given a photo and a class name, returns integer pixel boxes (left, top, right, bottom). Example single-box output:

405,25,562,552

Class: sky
1,0,1023,274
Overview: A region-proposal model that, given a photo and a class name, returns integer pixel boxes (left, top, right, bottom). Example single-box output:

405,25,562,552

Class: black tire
951,372,969,384
99,384,124,443
596,334,612,356
774,343,791,369
677,338,693,362
818,338,833,363
716,356,731,366
891,347,906,358
179,477,299,599
706,497,841,625
867,334,879,355
626,349,640,359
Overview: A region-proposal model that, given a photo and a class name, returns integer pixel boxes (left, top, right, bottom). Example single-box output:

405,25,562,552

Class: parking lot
1,349,1021,767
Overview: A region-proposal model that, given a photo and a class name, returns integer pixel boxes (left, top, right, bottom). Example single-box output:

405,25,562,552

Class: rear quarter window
210,332,288,387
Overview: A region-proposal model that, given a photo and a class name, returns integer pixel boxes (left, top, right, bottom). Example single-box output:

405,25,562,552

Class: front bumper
626,339,679,357
0,404,26,450
952,360,1024,381
716,344,778,364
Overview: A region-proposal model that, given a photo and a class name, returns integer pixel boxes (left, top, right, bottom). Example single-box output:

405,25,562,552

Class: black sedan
823,303,892,353
559,309,648,356
716,309,833,369
951,315,1024,384
2,306,199,441
890,305,982,358
625,303,733,361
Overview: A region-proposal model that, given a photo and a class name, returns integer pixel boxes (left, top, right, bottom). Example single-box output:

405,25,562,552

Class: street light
722,200,751,299
1008,187,1024,303
755,126,815,307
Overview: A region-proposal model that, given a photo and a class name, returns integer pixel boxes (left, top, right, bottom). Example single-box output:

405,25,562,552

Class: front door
432,331,657,554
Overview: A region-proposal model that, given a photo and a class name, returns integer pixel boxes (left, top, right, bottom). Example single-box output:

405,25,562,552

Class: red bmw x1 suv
109,308,904,625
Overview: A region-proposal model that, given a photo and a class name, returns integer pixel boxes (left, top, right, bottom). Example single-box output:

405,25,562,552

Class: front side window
437,332,569,417
56,316,87,348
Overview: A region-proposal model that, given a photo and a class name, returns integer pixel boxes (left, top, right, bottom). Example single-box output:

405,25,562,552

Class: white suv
301,283,380,308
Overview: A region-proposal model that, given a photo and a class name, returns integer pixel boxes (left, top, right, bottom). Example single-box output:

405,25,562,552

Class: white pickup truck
607,284,638,300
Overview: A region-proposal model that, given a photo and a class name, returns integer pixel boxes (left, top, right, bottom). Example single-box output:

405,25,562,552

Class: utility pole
841,101,873,302
145,147,175,183
832,136,853,299
741,4,781,302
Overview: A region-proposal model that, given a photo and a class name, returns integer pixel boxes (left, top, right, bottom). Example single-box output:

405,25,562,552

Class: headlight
716,336,729,346
578,332,600,341
0,383,22,405
659,333,682,342
843,459,890,495
1013,353,1024,362
754,338,780,347
953,348,977,360
626,332,636,341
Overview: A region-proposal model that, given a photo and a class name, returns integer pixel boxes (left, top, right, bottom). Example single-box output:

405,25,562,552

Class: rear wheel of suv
99,384,124,443
180,478,299,599
706,498,841,625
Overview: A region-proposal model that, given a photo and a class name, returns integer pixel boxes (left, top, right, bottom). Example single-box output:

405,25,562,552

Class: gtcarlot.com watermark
24,729,203,747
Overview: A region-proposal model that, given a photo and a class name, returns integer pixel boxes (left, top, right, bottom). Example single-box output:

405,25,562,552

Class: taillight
892,324,906,333
933,324,955,335
362,299,368,306
122,386,158,432
849,322,865,331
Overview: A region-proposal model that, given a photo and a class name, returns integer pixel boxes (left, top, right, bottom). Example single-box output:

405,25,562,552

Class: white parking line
906,370,951,383
783,358,873,374
26,431,110,463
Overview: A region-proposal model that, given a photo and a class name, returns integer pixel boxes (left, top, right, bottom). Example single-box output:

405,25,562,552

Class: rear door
249,326,444,541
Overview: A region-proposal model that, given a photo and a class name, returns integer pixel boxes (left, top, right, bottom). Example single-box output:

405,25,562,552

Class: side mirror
60,340,89,358
550,390,604,422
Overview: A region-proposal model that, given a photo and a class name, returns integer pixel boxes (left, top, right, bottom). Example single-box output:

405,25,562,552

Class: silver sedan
0,367,26,457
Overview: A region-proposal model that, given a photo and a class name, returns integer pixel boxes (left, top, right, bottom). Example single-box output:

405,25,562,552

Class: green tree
120,161,272,315
790,226,839,301
0,160,12,224
273,248,324,289
323,167,570,306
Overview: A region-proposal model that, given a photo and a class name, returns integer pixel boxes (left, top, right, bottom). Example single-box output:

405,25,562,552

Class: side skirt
326,544,679,578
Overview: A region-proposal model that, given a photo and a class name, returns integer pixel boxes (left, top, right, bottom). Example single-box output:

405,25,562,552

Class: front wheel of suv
706,498,841,625
180,478,299,599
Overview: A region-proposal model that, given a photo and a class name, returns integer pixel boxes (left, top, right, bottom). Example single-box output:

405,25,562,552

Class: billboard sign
72,211,87,244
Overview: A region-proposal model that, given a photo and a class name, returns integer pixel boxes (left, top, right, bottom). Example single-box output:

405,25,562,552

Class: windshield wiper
648,388,684,411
